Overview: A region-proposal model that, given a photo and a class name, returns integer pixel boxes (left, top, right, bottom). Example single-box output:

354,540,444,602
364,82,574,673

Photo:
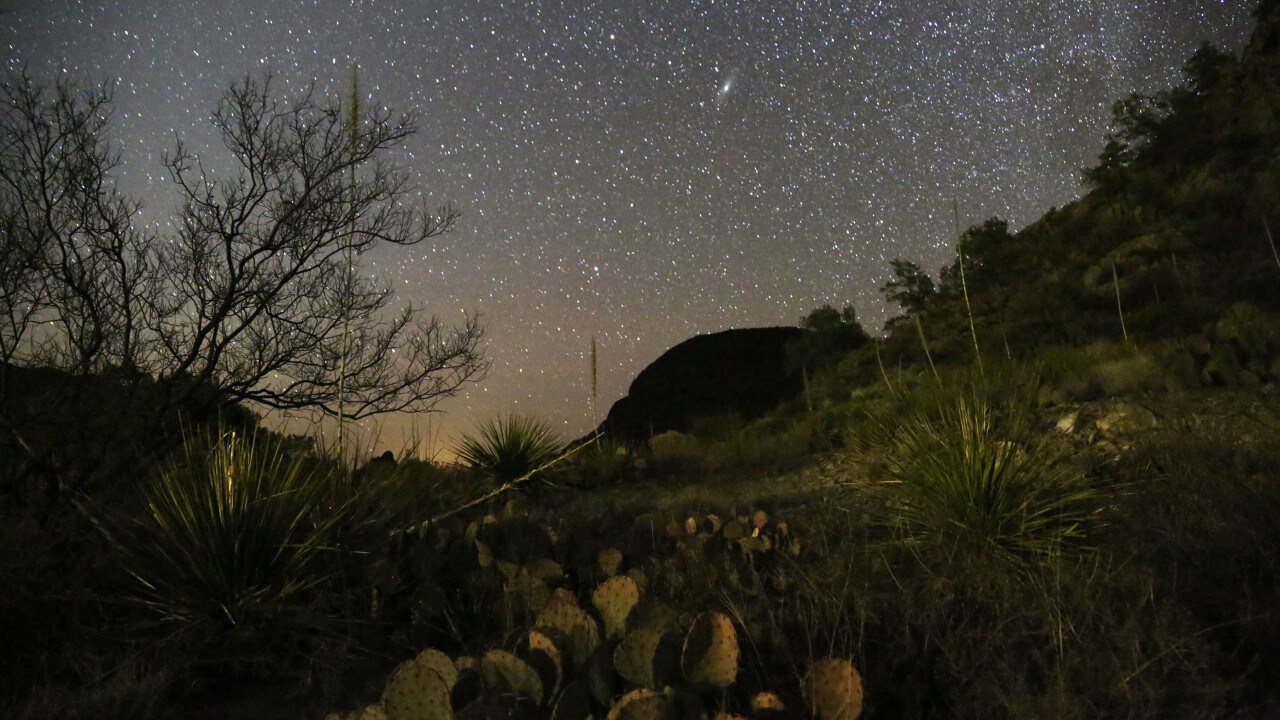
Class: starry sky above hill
1,0,1258,455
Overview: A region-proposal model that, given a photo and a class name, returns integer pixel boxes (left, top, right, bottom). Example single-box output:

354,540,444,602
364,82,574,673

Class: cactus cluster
328,506,861,720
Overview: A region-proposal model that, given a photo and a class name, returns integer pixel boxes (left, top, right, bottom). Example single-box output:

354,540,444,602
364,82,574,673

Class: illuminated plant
452,414,563,483
878,391,1103,556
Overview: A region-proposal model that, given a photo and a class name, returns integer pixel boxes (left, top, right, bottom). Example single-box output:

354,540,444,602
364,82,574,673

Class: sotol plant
452,413,563,484
877,390,1104,557
106,429,410,659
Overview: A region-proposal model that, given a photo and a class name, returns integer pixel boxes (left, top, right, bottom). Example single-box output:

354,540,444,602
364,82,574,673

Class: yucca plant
452,413,563,483
876,392,1103,557
106,429,407,664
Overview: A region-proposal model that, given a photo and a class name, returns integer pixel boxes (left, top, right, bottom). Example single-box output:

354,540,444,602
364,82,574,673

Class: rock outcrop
598,327,805,443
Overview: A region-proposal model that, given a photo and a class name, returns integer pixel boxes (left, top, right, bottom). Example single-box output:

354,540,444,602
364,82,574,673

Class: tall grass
875,391,1104,557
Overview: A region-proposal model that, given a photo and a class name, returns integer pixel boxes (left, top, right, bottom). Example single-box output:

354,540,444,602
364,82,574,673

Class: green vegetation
5,2,1280,718
106,430,426,669
869,386,1103,557
452,413,564,484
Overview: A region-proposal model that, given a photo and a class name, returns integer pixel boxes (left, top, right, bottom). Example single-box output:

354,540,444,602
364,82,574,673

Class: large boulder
598,327,805,443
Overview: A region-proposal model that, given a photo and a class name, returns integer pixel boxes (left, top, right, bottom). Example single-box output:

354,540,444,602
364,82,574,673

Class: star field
2,0,1256,454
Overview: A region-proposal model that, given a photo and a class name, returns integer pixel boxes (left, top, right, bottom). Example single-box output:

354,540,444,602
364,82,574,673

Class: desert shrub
689,412,748,441
1094,348,1165,395
452,414,563,483
871,390,1105,557
646,430,703,478
1037,342,1166,401
1106,400,1280,705
104,429,417,675
1035,344,1103,400
852,541,1235,720
568,436,641,486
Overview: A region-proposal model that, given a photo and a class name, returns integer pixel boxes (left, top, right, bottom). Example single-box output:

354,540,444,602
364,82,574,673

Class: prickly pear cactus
528,557,565,587
549,679,593,720
598,547,625,577
605,688,675,720
481,649,544,706
625,566,648,595
382,652,455,720
613,628,666,689
628,598,682,634
404,648,458,691
550,586,579,607
750,691,786,713
536,598,601,668
801,658,864,720
505,568,552,618
680,611,739,689
592,574,640,640
522,629,563,699
323,704,387,720
474,538,493,568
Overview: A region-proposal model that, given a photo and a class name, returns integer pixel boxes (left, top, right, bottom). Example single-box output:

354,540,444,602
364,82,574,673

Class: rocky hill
596,326,804,443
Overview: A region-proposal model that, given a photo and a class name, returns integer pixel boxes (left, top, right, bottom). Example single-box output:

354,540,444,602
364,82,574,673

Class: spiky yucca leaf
108,429,407,651
879,393,1103,557
452,414,563,483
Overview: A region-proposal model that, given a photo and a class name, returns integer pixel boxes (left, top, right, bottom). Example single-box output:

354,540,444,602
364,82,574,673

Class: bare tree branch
0,69,487,486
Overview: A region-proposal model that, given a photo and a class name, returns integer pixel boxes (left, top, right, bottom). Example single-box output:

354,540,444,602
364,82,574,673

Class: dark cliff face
599,327,805,443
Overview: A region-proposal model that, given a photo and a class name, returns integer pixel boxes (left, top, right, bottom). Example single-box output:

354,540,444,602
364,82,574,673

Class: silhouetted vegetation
4,2,1280,718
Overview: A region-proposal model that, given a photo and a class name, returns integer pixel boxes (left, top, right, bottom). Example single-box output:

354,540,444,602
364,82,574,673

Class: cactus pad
750,691,786,712
680,611,739,688
480,649,544,706
592,575,641,640
536,598,601,668
408,648,459,691
549,679,593,720
474,538,493,568
382,654,454,720
628,598,682,634
505,568,552,618
801,658,864,720
323,705,387,720
598,547,624,577
522,629,562,699
528,557,565,586
751,510,769,530
612,628,666,689
605,688,676,720
550,587,579,607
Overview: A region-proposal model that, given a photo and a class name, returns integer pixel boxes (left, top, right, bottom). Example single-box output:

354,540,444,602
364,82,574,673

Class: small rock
1094,404,1157,434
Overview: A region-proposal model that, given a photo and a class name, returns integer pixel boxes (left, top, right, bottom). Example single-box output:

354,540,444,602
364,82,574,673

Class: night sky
2,1,1257,456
